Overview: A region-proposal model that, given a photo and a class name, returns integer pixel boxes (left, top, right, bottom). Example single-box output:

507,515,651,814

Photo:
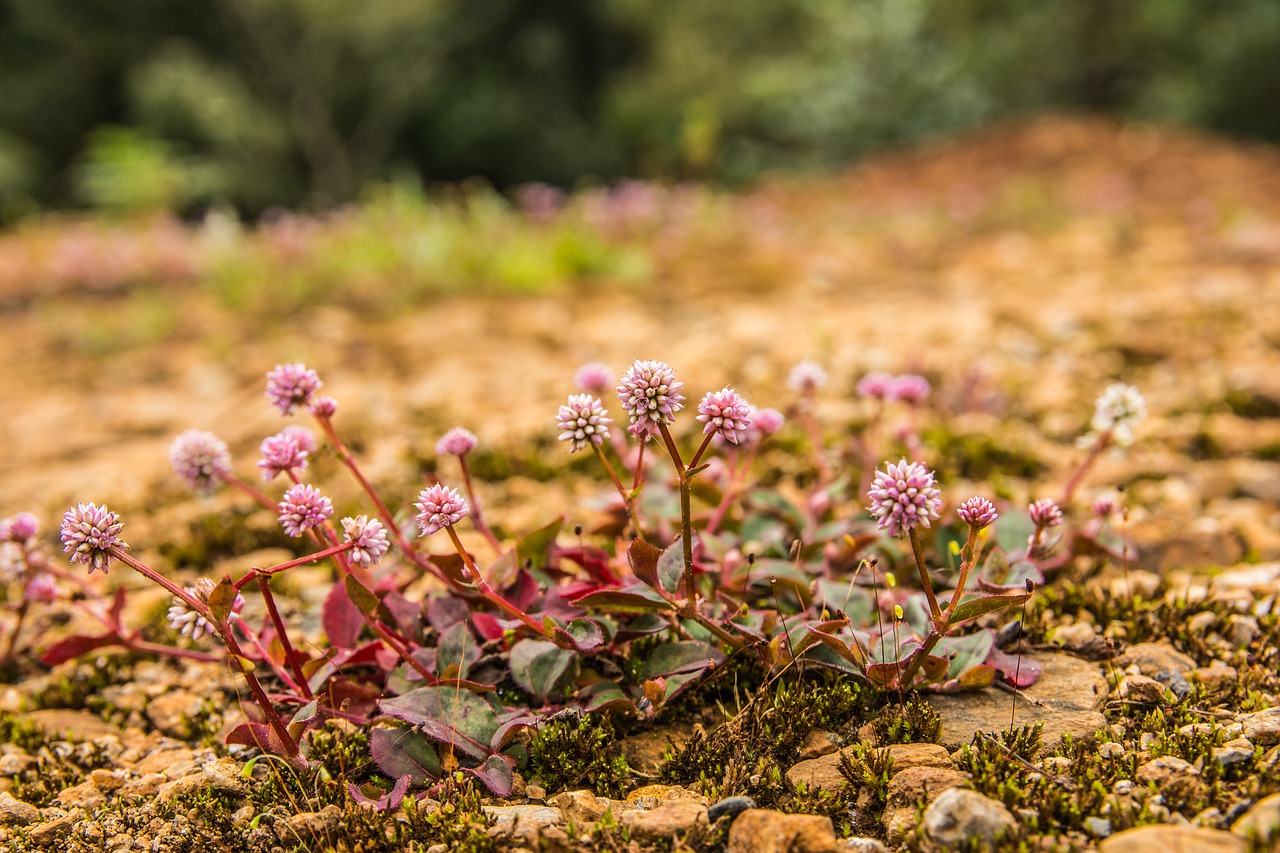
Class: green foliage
837,742,894,809
871,696,942,745
526,713,630,798
0,711,51,754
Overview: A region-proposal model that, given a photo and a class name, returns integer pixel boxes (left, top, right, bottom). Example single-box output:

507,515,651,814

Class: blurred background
2,0,1279,221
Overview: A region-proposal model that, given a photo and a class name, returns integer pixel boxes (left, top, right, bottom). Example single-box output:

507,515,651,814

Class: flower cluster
277,485,333,537
1029,498,1064,529
787,361,827,394
573,362,614,395
697,387,752,445
342,515,390,566
617,360,684,439
857,371,931,404
59,503,128,575
436,427,478,457
167,578,244,641
557,394,612,452
867,460,942,538
266,363,323,415
415,485,469,536
1086,383,1146,447
957,496,999,530
258,431,309,481
169,430,232,494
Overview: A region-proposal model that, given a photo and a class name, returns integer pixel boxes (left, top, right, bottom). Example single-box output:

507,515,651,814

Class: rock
1231,792,1280,844
144,691,207,738
1084,816,1113,838
922,788,1018,847
1226,614,1260,647
1213,746,1254,769
1116,642,1196,678
624,783,705,809
1117,675,1166,705
202,756,247,793
708,796,757,822
55,779,106,810
930,654,1108,751
620,800,708,843
0,753,33,776
1190,664,1238,690
546,789,610,824
1099,825,1244,853
837,839,888,853
1242,708,1280,746
0,791,40,826
525,783,546,801
132,746,197,779
484,805,564,843
727,809,837,853
121,773,167,798
787,741,952,796
1049,622,1116,660
1154,670,1192,701
28,814,75,845
884,766,969,810
798,729,843,760
26,709,124,741
1136,755,1204,804
280,804,343,840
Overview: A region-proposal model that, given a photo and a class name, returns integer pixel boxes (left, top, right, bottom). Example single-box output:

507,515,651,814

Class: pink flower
697,387,752,445
617,360,684,439
280,425,317,453
342,516,390,566
24,574,58,603
1,513,38,543
1028,498,1064,529
60,503,128,575
957,497,999,530
787,361,828,393
415,484,469,536
573,362,615,394
277,484,333,537
169,430,232,494
308,396,338,418
867,460,942,538
258,432,309,481
856,371,895,400
557,394,612,453
266,363,323,415
889,374,931,405
436,427,478,457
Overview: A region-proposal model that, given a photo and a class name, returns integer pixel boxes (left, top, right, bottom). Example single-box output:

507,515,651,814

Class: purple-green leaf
516,517,564,571
509,640,578,702
628,538,663,589
370,725,440,784
949,590,1032,627
642,641,724,678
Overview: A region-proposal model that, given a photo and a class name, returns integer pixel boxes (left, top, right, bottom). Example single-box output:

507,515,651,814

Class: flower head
1028,498,1064,529
1087,383,1146,447
415,485,469,536
24,573,58,604
1,513,38,543
697,387,752,445
557,394,612,453
856,371,895,400
788,361,827,394
258,431,309,481
573,362,615,394
265,363,323,415
867,460,942,538
342,515,390,567
60,503,128,575
277,484,333,537
280,425,317,453
436,427,478,457
957,496,999,531
169,430,232,494
617,360,685,439
167,578,244,642
308,396,338,418
1091,494,1120,519
889,374,931,405
753,407,785,436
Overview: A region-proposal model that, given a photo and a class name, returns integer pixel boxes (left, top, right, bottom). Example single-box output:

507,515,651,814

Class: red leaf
323,582,363,649
470,612,505,641
225,722,289,754
39,632,121,666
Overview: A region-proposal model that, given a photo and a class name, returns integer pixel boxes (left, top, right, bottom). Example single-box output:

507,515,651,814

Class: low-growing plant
3,358,1148,812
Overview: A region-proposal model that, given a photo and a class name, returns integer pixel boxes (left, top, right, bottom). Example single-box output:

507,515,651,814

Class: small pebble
708,795,756,822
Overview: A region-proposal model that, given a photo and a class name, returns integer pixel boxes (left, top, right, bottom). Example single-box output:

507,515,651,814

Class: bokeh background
2,0,1280,219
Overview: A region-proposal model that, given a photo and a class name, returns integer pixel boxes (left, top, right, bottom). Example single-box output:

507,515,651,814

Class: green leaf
509,640,578,701
949,591,1032,627
642,641,724,678
370,725,440,785
994,511,1035,557
378,687,499,761
657,541,685,594
516,517,563,570
747,489,806,532
345,575,380,617
935,630,995,680
572,584,674,614
437,621,479,680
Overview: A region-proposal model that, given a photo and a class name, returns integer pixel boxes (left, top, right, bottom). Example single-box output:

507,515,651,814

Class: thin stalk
445,526,552,639
223,474,277,512
906,528,942,622
944,526,982,618
592,442,641,535
1061,430,1110,505
258,575,312,699
657,424,696,603
112,550,208,614
457,455,502,554
216,626,300,759
234,541,353,589
1,601,29,662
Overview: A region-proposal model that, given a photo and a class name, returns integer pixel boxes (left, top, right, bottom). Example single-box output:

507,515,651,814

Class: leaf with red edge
949,591,1032,627
628,538,662,589
516,518,563,571
470,611,506,641
490,715,540,752
641,641,724,678
463,754,514,796
984,645,1043,688
287,700,320,741
345,575,380,617
322,582,362,649
550,618,605,652
571,583,673,614
348,774,411,812
39,631,121,666
555,544,620,586
208,577,239,624
380,591,425,643
225,722,290,755
371,725,440,784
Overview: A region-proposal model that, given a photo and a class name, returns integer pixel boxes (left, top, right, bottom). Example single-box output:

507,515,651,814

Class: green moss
922,427,1047,481
872,696,942,745
1223,388,1280,420
526,713,630,798
159,507,302,569
28,656,133,711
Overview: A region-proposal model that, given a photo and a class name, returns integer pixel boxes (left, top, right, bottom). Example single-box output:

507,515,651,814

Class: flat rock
786,741,953,795
727,809,837,853
0,791,40,826
1232,792,1280,843
798,729,843,760
26,709,124,742
144,691,207,738
884,766,969,810
1099,825,1244,853
922,788,1017,847
1116,642,1196,677
546,789,611,824
620,799,708,843
1241,708,1280,746
929,653,1107,751
484,804,564,841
